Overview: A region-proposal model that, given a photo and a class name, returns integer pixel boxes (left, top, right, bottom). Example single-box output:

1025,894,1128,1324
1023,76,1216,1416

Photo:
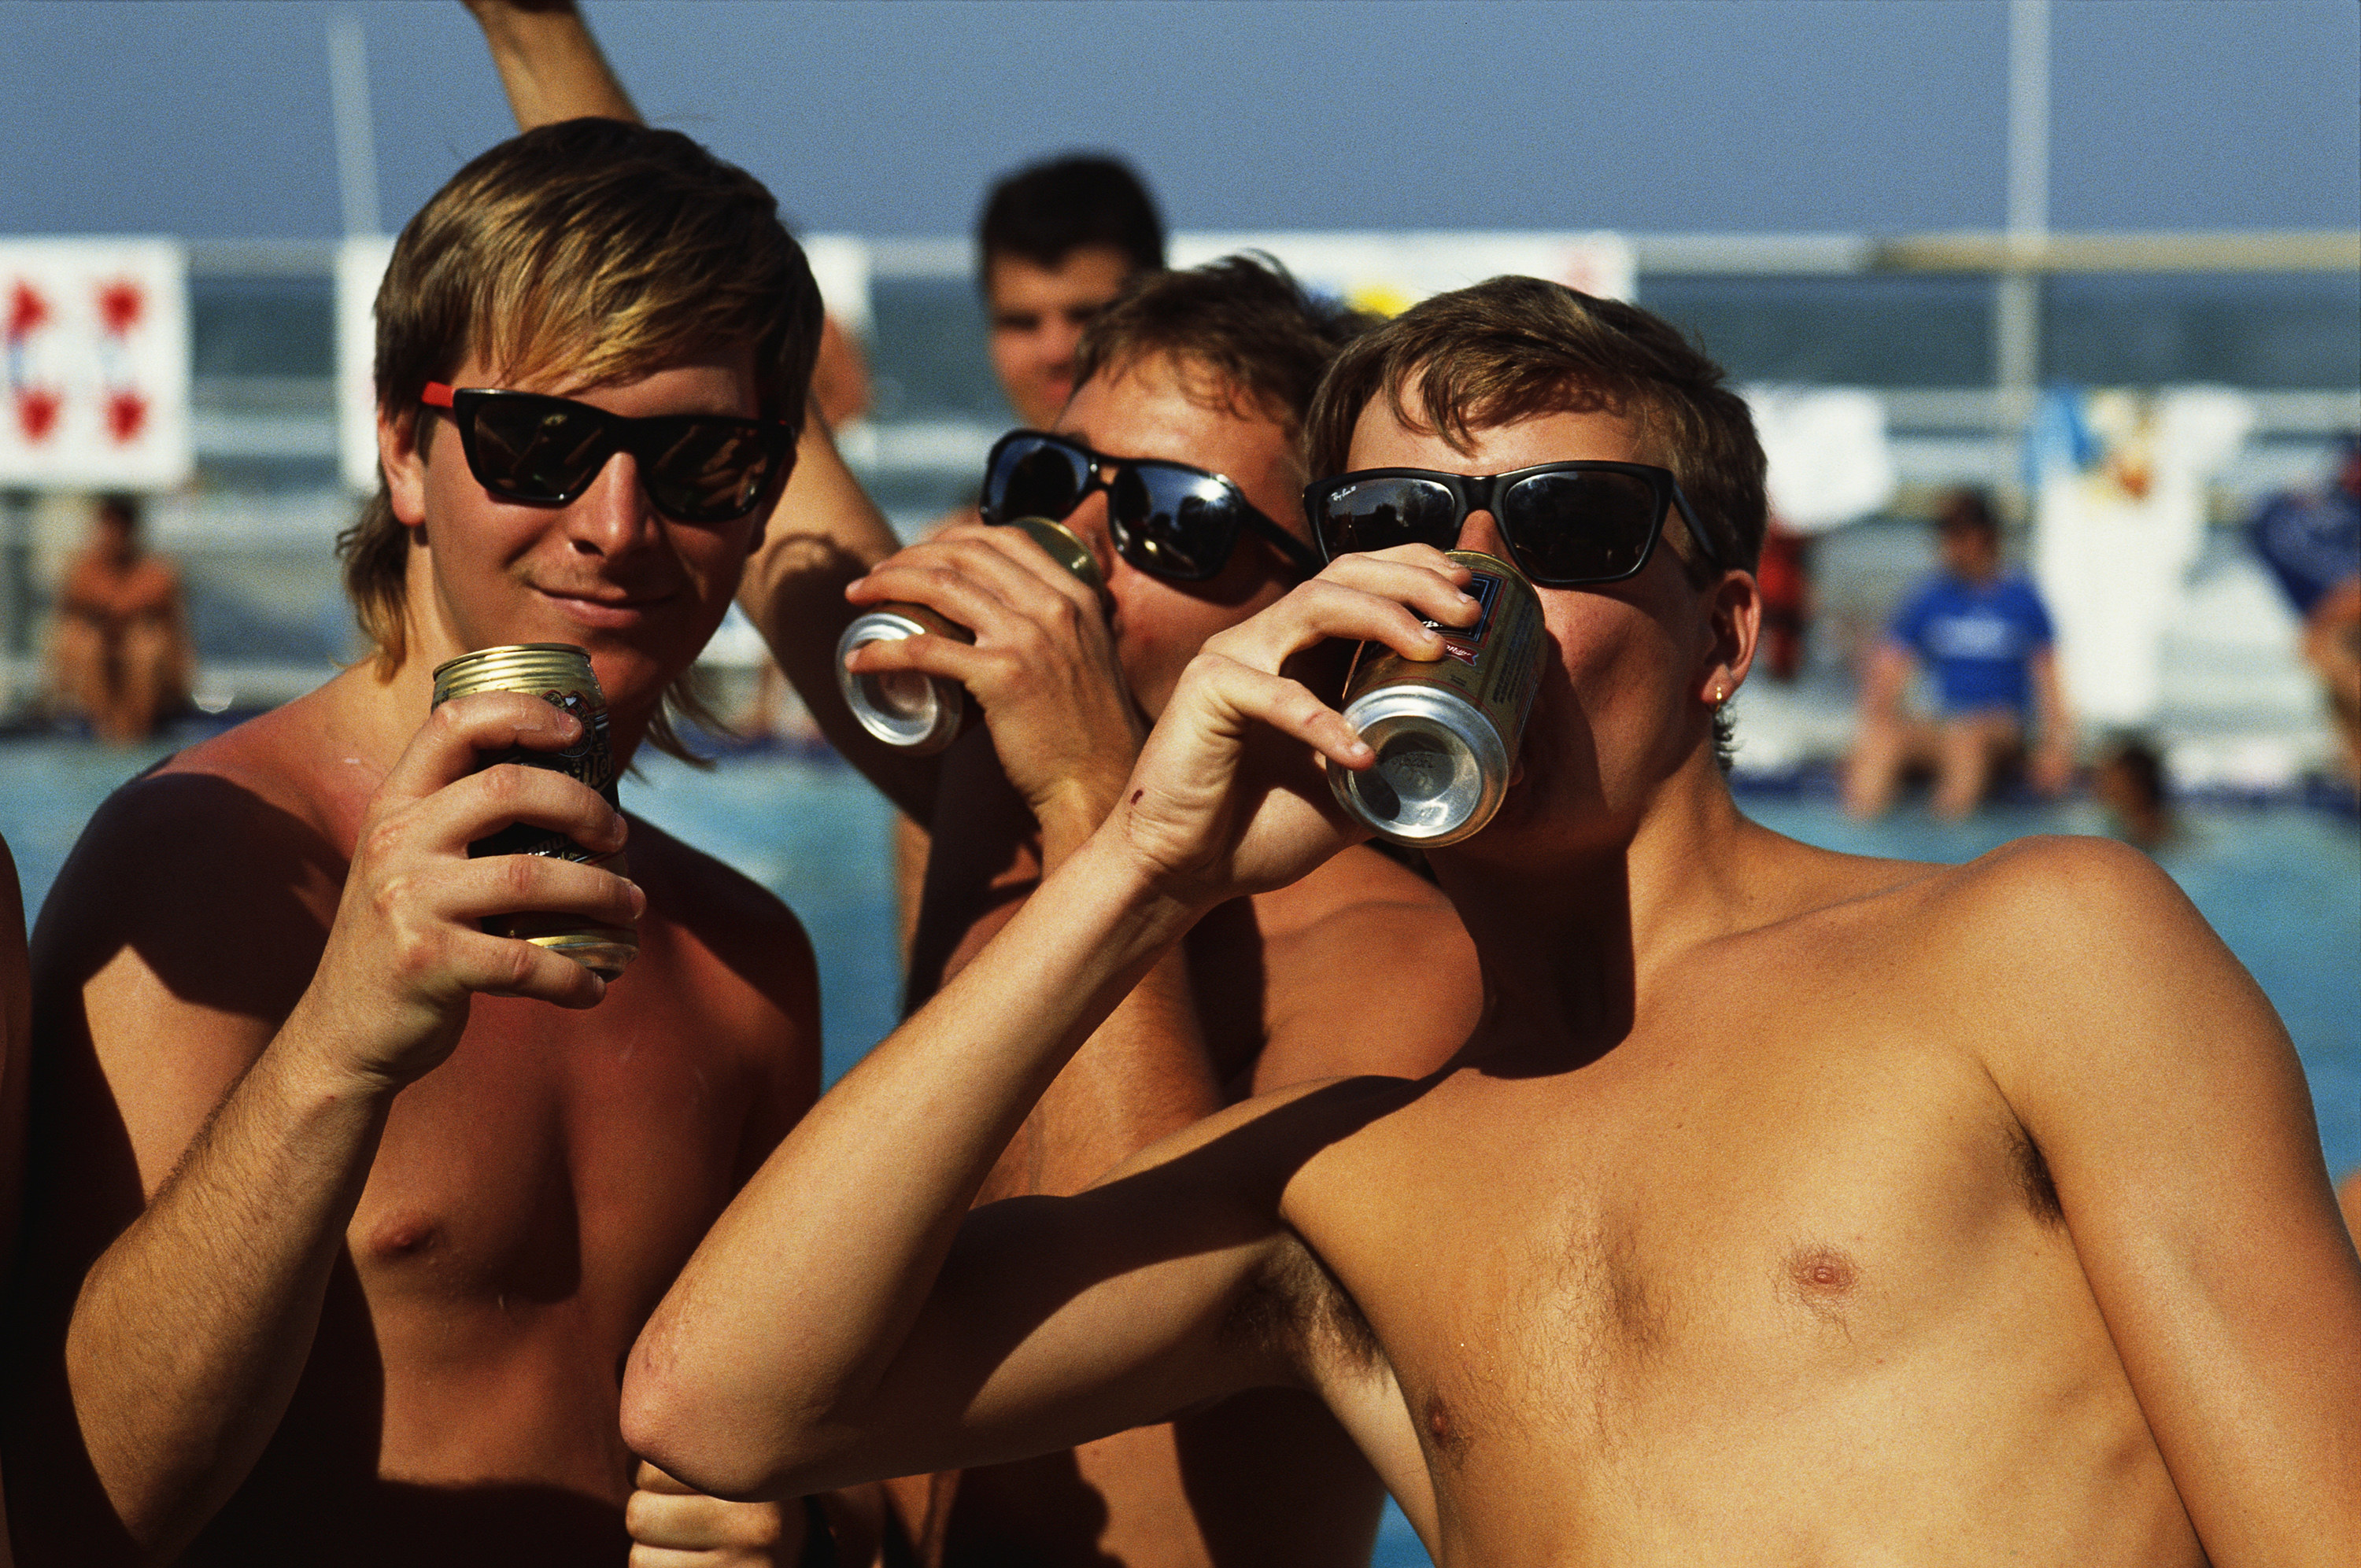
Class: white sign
336,234,397,494
1169,231,1635,314
0,239,191,489
1743,386,1896,535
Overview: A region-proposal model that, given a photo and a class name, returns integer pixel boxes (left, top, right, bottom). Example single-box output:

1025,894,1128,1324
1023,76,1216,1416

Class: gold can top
432,643,607,707
1003,515,1107,596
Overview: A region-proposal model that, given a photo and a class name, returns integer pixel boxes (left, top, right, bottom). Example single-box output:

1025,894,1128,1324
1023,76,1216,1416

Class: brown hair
336,117,822,761
1073,254,1374,437
1303,275,1767,575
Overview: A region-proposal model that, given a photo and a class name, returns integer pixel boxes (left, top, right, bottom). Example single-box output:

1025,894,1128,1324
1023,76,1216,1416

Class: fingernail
1347,739,1373,759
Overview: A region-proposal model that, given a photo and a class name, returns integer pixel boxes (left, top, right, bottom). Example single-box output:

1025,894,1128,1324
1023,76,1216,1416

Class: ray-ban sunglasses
422,382,794,525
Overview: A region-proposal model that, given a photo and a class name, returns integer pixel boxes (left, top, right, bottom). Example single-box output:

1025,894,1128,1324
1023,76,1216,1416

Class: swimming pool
2,737,2352,1566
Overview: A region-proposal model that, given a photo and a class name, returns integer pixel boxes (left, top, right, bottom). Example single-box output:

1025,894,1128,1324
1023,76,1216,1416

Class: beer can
836,515,1107,753
429,642,637,979
1326,552,1546,847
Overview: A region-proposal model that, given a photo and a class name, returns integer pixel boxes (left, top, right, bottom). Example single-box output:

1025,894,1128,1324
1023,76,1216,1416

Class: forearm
467,0,639,127
738,417,933,817
626,828,1204,1492
986,946,1223,1201
65,1025,392,1555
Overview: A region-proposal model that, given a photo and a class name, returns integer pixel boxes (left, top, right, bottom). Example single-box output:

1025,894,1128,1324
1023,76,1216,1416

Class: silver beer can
430,641,637,979
836,515,1107,753
1326,552,1546,847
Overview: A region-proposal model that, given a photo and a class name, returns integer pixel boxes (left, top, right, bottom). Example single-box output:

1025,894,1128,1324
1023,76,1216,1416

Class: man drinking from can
623,275,2361,1566
4,120,889,1565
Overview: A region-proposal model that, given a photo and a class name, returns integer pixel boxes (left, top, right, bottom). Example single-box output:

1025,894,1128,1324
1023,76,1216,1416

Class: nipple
1784,1245,1858,1299
368,1212,442,1260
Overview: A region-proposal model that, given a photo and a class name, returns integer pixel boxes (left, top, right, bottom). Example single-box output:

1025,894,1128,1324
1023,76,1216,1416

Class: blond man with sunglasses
2,120,903,1566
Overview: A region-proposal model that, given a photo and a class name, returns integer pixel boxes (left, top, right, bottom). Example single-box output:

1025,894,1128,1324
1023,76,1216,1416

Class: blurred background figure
43,493,190,743
2245,434,2361,788
1846,488,2075,819
2093,733,2176,849
977,153,1166,435
1745,385,1897,683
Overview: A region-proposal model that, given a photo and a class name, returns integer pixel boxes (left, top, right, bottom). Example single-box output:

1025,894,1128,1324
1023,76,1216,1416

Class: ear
379,404,430,528
1698,567,1761,707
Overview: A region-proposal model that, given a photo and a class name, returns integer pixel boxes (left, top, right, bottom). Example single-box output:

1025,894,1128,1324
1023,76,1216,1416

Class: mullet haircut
1074,254,1376,434
977,153,1166,282
1303,275,1767,575
338,117,822,763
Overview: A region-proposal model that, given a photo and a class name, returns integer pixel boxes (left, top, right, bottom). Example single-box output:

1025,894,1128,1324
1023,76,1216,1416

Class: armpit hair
1222,1232,1382,1378
2008,1117,2066,1227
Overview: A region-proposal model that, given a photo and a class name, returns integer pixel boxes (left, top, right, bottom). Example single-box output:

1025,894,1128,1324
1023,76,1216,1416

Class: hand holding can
430,642,637,979
1326,552,1546,847
836,516,1107,753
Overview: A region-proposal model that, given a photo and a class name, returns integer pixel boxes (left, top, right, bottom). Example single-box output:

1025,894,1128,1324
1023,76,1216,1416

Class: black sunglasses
981,430,1321,585
422,382,794,526
1302,461,1725,587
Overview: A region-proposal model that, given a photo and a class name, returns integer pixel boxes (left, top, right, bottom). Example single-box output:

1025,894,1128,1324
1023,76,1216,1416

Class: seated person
2248,434,2361,787
1847,488,2074,819
46,493,191,744
623,275,2361,1566
4,119,881,1566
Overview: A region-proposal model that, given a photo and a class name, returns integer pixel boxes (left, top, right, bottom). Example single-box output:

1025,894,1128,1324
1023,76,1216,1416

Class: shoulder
34,696,353,1015
624,814,819,1020
1901,835,2272,1075
1249,847,1481,1085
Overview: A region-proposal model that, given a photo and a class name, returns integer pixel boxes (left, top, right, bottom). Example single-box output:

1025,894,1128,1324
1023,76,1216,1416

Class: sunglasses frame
1302,460,1727,587
421,382,794,525
981,429,1322,584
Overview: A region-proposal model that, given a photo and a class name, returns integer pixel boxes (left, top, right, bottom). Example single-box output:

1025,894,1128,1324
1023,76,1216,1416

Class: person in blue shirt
1846,489,2075,819
2248,435,2360,788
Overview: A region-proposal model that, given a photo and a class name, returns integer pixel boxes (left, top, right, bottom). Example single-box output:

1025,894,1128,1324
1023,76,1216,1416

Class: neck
1436,747,1768,1063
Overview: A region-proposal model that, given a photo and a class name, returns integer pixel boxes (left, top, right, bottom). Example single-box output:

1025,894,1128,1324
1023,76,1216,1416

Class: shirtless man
624,276,2361,1566
2,119,870,1565
46,493,192,744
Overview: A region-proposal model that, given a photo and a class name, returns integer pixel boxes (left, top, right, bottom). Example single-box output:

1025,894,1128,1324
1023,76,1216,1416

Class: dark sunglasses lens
467,396,611,502
640,419,777,522
1110,467,1240,581
987,437,1090,523
1314,477,1462,559
1502,469,1661,582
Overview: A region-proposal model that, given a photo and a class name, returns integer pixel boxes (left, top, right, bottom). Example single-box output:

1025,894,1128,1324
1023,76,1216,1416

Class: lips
534,585,679,629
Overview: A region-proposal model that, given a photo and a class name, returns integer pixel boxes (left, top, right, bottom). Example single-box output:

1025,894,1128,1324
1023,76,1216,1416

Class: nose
567,449,661,557
1454,505,1511,563
1055,481,1118,578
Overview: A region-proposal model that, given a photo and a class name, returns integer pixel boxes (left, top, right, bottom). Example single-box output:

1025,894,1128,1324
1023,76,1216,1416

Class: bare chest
1303,1026,2103,1493
348,975,758,1328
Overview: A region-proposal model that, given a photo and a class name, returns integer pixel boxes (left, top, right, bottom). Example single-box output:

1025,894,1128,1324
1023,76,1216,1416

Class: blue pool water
2,738,2353,1567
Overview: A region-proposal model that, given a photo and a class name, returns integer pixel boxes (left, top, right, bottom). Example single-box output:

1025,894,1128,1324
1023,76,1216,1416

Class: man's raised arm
621,548,1478,1497
464,0,637,127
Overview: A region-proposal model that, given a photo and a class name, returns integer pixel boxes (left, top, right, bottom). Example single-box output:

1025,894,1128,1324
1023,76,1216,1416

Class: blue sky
3,0,2355,241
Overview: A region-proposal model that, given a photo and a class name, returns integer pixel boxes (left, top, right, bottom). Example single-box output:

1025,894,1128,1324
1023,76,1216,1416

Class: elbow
619,1341,838,1503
